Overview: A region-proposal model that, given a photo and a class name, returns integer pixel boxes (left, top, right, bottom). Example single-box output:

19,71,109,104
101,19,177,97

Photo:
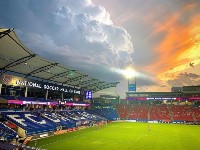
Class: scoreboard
85,90,92,100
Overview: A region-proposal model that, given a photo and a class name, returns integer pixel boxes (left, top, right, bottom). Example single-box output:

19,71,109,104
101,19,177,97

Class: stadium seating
0,95,16,100
37,98,52,102
1,111,57,135
0,122,17,141
1,97,200,142
42,111,76,128
17,97,36,101
0,109,105,136
191,107,200,121
72,110,96,121
170,105,194,121
91,103,119,120
128,104,149,120
116,104,132,119
149,105,171,121
114,104,200,122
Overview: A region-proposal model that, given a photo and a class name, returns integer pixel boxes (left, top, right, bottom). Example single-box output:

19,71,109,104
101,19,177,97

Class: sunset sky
0,0,200,98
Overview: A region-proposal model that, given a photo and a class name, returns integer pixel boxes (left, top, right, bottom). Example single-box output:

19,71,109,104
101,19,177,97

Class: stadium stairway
168,106,173,122
190,107,196,121
191,107,200,121
148,105,150,121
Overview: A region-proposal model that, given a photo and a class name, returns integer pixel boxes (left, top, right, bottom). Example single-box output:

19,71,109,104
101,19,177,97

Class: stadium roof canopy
0,28,119,92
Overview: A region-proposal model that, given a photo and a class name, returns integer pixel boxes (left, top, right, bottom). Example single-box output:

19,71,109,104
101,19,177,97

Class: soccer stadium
1,28,200,150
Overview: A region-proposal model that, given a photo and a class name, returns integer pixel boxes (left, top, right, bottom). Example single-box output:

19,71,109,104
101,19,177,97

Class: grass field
28,122,200,150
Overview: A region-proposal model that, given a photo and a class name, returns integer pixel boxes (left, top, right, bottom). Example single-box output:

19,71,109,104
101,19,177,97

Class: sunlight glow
123,68,136,79
112,67,136,79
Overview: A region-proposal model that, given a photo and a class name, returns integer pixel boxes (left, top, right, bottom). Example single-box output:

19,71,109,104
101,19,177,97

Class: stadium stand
170,105,194,121
191,107,200,121
0,122,17,141
6,27,200,149
0,109,106,135
42,111,74,129
0,95,16,100
128,104,149,120
91,103,119,120
115,104,200,122
1,111,57,135
116,104,132,119
149,105,171,122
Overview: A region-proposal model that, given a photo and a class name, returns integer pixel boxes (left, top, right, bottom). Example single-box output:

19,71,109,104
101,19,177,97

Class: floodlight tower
124,68,136,92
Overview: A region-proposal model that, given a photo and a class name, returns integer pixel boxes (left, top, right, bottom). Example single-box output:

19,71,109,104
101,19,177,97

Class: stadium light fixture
123,67,137,92
123,67,136,79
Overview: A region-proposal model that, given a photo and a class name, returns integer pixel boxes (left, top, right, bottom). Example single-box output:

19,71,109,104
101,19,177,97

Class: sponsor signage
128,84,136,92
66,103,90,106
0,74,81,94
126,97,200,101
7,100,58,105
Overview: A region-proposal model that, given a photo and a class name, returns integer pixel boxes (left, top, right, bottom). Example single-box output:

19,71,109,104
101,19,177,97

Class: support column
0,84,2,95
24,87,28,97
45,90,48,100
61,92,63,100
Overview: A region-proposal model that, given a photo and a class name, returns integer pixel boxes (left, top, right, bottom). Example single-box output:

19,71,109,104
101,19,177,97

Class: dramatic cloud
0,0,134,82
93,0,200,95
141,1,200,83
167,72,200,86
1,0,200,97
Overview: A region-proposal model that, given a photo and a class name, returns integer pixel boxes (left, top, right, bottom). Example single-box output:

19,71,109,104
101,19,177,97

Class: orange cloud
145,6,200,82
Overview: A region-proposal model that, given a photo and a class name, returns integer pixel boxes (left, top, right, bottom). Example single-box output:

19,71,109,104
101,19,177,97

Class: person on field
147,124,151,132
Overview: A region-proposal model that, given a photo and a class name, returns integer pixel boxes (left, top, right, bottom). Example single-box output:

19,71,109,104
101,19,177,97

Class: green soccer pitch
28,122,200,150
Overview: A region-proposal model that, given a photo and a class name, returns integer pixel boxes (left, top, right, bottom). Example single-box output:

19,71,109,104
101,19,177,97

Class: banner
0,73,81,95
